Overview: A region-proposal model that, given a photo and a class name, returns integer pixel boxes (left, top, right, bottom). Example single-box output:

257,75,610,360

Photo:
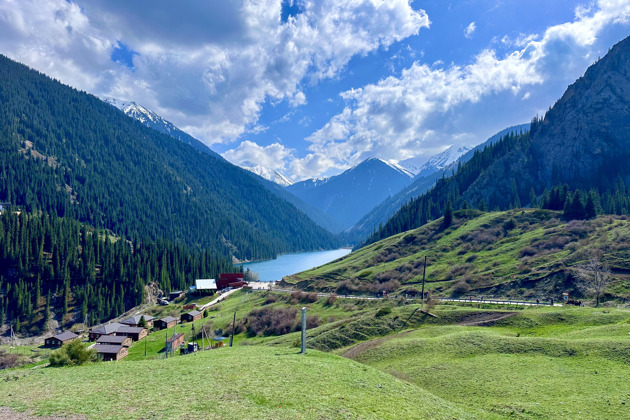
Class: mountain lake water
239,248,352,282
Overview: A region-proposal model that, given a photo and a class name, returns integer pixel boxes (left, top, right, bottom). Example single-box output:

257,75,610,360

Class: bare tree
573,255,611,307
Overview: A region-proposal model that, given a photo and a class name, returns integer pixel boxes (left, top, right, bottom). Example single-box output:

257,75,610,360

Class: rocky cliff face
532,38,630,185
462,35,630,208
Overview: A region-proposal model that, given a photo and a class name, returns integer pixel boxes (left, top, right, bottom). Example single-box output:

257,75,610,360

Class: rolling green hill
284,209,630,303
0,344,480,420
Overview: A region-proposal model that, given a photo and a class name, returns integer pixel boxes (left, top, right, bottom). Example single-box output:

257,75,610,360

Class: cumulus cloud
300,0,630,176
0,0,429,145
465,22,476,39
222,140,295,172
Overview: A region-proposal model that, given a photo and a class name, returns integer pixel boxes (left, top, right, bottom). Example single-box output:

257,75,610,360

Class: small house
115,326,148,341
96,335,132,347
169,290,184,301
154,316,178,330
165,333,185,353
95,344,128,361
44,331,79,347
181,310,202,323
88,323,124,341
121,314,155,328
194,279,217,294
218,273,245,290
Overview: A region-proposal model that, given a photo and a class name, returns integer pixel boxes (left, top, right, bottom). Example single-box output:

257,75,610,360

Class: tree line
0,210,235,334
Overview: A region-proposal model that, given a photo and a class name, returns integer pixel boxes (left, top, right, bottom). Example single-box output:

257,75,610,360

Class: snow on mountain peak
240,162,293,187
398,145,471,177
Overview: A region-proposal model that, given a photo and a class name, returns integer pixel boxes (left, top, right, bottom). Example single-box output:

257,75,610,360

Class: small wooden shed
154,316,178,330
95,344,128,361
181,310,202,323
165,333,185,353
44,331,79,348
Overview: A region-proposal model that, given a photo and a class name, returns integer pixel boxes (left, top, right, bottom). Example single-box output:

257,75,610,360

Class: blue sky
1,1,629,180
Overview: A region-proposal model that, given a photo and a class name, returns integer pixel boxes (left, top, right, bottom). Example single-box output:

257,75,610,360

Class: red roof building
218,273,245,290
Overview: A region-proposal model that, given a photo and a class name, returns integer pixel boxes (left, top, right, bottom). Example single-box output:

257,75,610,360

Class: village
43,273,255,362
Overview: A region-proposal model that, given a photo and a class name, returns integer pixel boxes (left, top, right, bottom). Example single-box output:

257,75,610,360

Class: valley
1,3,630,420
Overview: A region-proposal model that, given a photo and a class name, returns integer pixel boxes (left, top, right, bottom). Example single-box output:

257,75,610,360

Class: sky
1,0,630,181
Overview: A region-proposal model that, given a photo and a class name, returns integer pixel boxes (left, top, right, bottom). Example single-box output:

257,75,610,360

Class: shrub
264,293,278,305
49,340,97,367
325,294,338,306
519,246,537,257
304,315,322,330
451,280,470,297
246,307,297,336
375,307,392,318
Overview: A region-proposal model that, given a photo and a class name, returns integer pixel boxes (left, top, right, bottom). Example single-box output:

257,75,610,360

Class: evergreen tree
442,201,453,229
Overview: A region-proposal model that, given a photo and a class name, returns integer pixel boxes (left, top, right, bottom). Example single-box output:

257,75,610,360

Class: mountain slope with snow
286,158,413,229
240,161,293,187
102,97,221,158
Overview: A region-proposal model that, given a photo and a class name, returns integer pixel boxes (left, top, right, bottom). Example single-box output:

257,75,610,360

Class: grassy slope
285,209,630,301
343,306,630,419
0,345,483,420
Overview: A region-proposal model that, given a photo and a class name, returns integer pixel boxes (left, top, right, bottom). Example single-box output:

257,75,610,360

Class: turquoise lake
240,248,352,282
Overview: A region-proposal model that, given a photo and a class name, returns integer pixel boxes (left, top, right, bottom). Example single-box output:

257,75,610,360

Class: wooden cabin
181,310,202,323
115,326,148,341
165,333,185,353
88,323,124,342
154,316,178,330
121,314,155,328
95,344,128,361
96,335,132,347
44,331,78,348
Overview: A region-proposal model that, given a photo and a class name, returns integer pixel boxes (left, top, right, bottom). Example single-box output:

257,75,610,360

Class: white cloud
300,0,630,177
222,140,295,172
0,0,429,145
465,22,476,39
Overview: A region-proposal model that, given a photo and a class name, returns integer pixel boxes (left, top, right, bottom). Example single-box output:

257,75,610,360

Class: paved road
198,287,240,311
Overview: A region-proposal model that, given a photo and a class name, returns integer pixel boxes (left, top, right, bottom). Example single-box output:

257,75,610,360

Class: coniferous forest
0,209,234,334
0,54,338,263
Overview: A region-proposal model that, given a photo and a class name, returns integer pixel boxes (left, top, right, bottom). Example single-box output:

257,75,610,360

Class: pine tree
442,201,453,229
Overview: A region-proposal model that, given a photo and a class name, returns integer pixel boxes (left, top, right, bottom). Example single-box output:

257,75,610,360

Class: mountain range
0,54,338,261
286,158,414,230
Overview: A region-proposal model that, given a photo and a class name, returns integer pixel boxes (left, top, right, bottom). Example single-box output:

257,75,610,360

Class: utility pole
229,311,236,347
144,333,147,357
421,256,427,309
300,307,306,354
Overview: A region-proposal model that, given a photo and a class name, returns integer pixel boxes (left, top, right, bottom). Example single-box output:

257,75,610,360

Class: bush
49,340,97,367
246,307,297,336
264,293,278,305
303,315,322,330
451,280,470,297
375,307,392,318
325,294,338,306
519,246,537,258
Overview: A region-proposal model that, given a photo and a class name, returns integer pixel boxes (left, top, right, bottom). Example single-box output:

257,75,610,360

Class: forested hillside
364,35,630,247
0,54,338,261
0,210,235,334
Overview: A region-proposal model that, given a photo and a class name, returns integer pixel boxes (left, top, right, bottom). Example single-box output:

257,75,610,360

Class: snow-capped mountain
240,161,293,187
399,145,472,178
101,97,220,158
286,158,413,229
396,155,430,176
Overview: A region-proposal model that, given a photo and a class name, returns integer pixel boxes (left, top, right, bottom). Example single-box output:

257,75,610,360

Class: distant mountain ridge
346,125,528,243
286,158,413,230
